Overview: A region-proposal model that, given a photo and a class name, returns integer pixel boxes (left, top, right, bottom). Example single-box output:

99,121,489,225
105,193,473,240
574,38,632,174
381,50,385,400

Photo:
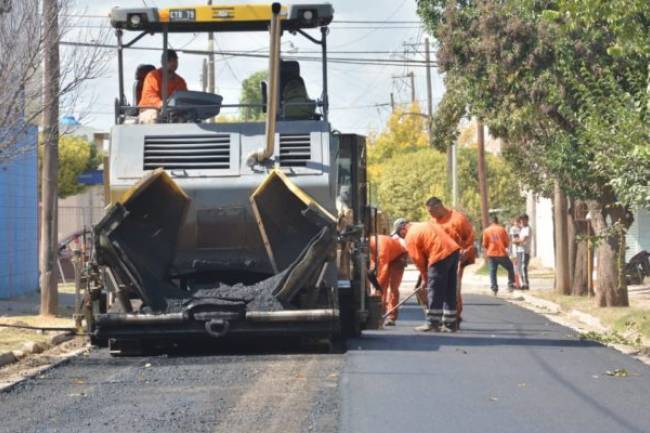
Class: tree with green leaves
417,0,649,306
369,104,524,230
39,134,101,198
239,70,268,121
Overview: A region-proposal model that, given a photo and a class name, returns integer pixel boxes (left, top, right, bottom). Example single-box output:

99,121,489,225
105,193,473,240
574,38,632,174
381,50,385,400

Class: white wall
528,193,555,268
626,207,650,261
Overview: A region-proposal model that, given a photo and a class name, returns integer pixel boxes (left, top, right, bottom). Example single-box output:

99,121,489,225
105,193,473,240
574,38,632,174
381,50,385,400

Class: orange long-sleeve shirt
405,222,460,282
139,68,188,108
370,235,407,290
482,223,510,257
432,209,475,263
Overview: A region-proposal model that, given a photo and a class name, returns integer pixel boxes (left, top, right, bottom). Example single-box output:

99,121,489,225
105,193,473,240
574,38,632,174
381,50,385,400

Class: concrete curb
0,331,75,370
0,345,89,393
505,291,650,366
518,293,562,314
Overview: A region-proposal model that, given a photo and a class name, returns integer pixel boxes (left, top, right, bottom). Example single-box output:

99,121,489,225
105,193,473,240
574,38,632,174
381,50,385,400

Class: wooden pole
553,180,571,294
424,38,433,138
40,0,60,316
476,120,489,228
207,0,215,94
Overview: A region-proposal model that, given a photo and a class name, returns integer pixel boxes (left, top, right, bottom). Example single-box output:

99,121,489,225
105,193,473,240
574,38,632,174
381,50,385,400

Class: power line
64,24,423,31
60,41,437,67
64,14,422,24
330,0,409,49
334,20,421,24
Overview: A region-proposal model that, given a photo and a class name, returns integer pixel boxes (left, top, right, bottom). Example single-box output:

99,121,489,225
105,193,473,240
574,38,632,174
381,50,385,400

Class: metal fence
58,205,105,241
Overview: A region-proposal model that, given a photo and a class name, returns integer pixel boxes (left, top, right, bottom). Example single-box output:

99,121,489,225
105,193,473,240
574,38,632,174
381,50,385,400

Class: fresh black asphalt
1,294,649,433
339,295,650,433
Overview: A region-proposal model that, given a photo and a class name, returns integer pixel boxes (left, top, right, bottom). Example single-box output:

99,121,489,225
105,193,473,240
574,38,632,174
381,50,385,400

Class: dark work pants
426,251,460,327
488,256,515,290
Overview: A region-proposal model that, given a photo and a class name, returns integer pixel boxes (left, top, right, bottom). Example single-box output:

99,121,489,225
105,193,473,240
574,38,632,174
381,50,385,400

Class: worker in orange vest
482,215,516,294
425,197,475,324
138,49,188,124
369,232,408,327
404,221,460,332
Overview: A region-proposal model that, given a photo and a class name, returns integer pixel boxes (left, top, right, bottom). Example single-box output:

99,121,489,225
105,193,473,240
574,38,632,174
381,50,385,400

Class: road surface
1,295,649,433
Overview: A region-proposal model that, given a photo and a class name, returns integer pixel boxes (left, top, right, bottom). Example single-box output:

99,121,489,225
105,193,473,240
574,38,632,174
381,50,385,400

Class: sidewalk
397,260,650,351
461,260,650,350
0,285,77,367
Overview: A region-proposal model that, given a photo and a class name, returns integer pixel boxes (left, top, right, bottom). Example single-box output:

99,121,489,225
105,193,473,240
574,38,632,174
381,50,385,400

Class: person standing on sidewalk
370,232,408,327
425,197,475,323
514,214,532,290
509,217,521,288
482,215,516,294
405,221,460,332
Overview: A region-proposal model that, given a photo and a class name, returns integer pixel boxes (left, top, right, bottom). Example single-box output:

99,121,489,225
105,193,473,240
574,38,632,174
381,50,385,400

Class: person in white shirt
513,214,532,289
508,218,521,287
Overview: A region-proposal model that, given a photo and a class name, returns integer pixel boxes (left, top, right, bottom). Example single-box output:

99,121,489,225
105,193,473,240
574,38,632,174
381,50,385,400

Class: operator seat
278,60,317,120
133,64,156,106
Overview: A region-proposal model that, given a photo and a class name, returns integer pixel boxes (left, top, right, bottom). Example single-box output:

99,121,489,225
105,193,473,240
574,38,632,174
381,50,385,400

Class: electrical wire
330,0,409,49
60,41,436,67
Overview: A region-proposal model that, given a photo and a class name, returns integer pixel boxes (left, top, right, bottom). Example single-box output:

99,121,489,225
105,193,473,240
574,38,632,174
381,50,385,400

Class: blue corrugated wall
0,126,38,298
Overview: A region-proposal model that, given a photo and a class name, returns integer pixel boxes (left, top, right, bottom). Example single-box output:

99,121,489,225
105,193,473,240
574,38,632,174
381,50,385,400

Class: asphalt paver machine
85,2,380,353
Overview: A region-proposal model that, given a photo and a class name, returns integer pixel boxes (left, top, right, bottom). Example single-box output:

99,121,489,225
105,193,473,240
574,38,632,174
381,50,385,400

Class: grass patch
59,283,77,295
0,315,74,328
533,291,650,347
0,328,50,353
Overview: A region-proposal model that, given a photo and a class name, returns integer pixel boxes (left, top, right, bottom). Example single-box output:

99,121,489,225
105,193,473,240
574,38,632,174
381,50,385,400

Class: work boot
491,288,498,296
414,322,439,332
440,324,457,333
384,318,396,327
507,283,516,293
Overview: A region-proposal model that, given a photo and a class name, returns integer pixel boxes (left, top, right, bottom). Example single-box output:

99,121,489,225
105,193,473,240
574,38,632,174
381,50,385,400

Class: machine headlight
302,10,313,21
128,14,142,27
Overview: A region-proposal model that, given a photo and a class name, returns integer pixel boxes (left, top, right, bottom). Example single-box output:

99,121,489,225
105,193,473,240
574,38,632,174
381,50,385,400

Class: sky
66,0,444,136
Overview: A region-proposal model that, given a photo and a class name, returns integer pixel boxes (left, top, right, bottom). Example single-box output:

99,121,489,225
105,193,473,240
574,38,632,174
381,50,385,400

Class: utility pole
207,0,215,94
424,38,433,131
390,93,395,112
554,180,571,295
201,59,208,92
476,120,489,229
451,142,458,207
40,0,60,316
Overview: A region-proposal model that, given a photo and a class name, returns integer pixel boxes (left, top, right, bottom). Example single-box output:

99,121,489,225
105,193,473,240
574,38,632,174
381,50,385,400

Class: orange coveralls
405,222,460,325
139,68,188,108
431,209,475,320
482,224,509,257
370,235,407,320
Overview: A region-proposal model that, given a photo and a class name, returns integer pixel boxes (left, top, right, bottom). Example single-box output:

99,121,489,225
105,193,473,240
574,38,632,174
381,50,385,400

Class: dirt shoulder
0,285,79,370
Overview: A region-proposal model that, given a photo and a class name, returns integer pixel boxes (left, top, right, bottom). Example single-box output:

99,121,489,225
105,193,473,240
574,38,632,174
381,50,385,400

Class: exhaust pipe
247,2,282,166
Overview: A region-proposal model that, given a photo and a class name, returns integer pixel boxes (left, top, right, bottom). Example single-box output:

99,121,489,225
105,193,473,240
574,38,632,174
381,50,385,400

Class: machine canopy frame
110,3,332,123
110,3,333,33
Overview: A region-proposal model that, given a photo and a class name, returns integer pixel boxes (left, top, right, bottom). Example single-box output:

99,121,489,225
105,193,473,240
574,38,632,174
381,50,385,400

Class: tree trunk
553,180,571,294
39,0,59,316
567,197,576,287
587,196,632,307
476,119,489,229
572,219,589,296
